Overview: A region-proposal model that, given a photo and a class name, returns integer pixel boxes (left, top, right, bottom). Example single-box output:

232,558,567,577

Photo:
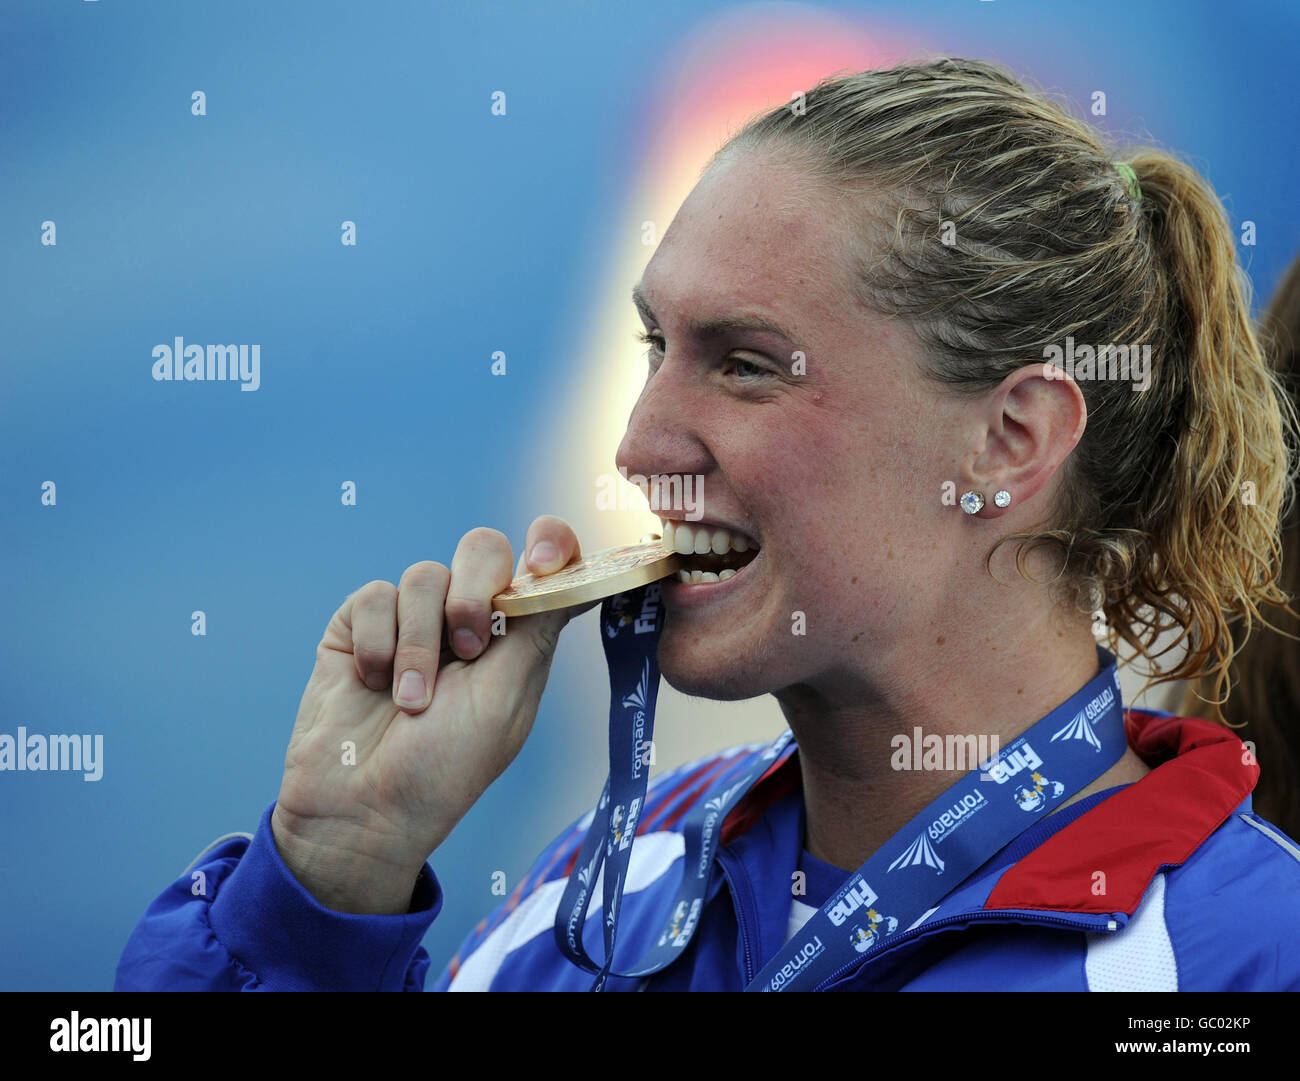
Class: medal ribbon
554,582,791,988
553,584,1126,992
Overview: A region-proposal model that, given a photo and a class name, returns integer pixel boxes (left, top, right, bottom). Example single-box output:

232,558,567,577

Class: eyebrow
631,283,800,345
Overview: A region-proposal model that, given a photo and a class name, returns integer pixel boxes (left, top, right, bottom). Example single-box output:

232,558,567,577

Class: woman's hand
270,515,590,914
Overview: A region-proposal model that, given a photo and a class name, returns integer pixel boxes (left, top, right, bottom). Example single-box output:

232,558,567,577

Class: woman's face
617,146,973,705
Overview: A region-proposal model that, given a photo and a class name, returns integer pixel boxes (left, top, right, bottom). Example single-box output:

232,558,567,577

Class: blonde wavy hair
711,57,1299,704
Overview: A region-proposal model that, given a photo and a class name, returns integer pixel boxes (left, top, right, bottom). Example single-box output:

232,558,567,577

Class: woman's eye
635,330,664,355
728,357,768,380
634,331,770,381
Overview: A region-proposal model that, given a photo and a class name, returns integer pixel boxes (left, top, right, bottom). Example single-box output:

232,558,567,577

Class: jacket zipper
814,907,1117,990
717,846,1110,989
715,849,757,984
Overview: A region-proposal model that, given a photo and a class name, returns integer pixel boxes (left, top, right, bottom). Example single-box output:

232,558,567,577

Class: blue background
2,0,1297,990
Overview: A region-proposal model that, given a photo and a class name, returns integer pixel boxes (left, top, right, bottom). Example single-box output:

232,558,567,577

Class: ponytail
1115,150,1298,704
1182,249,1300,838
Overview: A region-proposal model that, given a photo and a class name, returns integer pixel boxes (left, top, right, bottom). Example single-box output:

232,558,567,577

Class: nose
614,359,712,499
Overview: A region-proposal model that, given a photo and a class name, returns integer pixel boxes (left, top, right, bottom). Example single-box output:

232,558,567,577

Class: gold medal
492,538,683,616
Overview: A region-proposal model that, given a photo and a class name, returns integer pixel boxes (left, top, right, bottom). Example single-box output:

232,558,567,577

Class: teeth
675,566,740,585
659,521,758,556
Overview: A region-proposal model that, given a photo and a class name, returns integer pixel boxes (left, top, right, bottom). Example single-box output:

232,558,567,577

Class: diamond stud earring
959,491,985,515
993,490,1011,508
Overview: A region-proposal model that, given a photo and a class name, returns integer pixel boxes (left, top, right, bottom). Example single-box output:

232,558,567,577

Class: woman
117,58,1300,991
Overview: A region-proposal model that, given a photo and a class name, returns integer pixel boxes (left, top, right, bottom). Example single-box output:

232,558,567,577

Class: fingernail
395,670,427,708
364,671,388,691
530,541,559,569
453,627,481,656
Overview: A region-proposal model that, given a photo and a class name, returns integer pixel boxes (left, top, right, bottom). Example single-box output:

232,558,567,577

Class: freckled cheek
744,438,860,574
773,427,860,510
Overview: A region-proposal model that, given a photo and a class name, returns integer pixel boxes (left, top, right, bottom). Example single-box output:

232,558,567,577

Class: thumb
489,595,599,669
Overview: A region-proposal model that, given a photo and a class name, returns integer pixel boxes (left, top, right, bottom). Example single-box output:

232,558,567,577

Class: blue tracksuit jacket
115,708,1300,990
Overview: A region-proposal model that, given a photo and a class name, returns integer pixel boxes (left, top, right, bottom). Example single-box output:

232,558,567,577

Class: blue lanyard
553,584,1127,992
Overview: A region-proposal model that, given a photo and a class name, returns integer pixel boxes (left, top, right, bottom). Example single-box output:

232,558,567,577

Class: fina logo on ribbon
658,900,688,947
657,897,702,949
827,875,895,936
605,875,621,934
1013,770,1066,812
704,780,747,817
567,851,602,952
607,798,641,855
696,779,748,879
1049,683,1117,751
621,659,651,714
887,832,945,875
622,659,652,782
606,583,663,639
887,785,992,875
604,593,637,638
849,909,899,954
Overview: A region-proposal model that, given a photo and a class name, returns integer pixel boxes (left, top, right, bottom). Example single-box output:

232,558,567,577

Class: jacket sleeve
114,802,441,991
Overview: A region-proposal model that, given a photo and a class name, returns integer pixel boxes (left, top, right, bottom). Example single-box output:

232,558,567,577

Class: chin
656,633,780,702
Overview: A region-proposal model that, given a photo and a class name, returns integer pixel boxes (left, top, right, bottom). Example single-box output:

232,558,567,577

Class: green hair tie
1113,161,1141,203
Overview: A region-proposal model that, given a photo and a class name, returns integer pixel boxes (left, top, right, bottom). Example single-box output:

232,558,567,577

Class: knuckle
392,646,434,672
394,611,438,646
444,593,491,628
353,643,395,670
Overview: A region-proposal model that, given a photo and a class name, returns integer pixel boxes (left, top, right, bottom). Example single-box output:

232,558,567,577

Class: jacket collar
984,708,1257,913
720,709,1258,918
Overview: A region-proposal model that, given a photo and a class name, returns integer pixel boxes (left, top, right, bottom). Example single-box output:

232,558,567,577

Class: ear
964,363,1087,515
